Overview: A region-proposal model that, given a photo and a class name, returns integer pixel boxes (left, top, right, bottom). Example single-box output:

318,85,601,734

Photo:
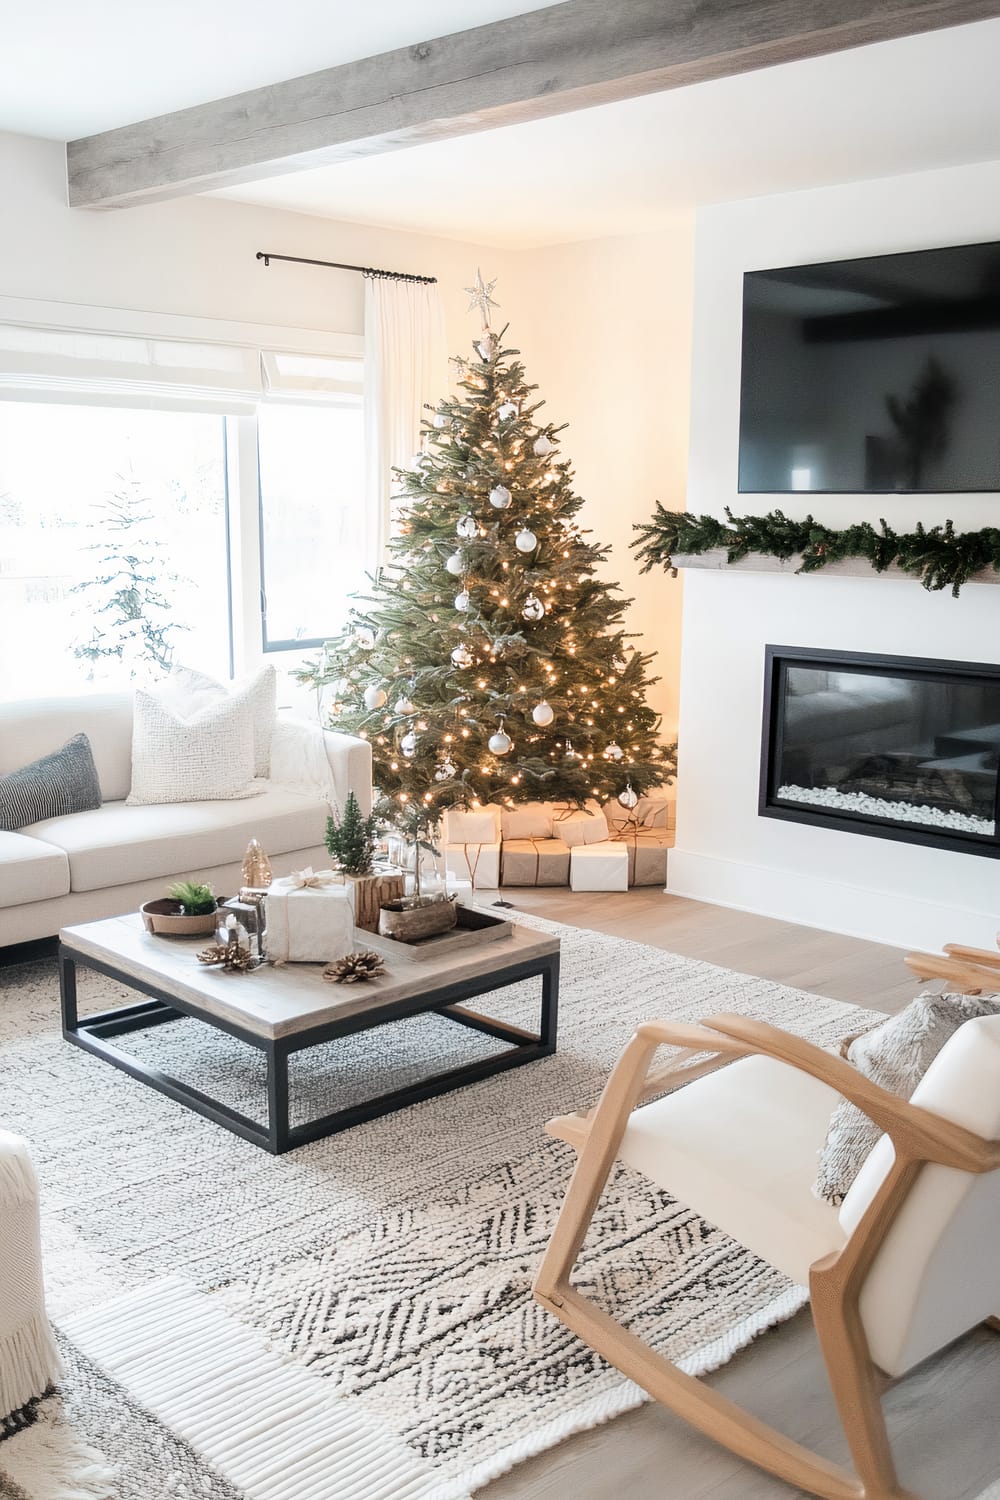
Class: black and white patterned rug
0,915,876,1500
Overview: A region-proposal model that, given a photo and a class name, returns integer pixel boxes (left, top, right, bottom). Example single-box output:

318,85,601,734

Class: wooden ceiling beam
66,0,1000,209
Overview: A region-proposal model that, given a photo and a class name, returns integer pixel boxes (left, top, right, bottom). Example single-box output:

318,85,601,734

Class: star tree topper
465,268,500,330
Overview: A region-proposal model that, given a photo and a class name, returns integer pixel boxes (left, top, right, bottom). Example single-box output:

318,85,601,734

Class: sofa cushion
126,690,263,806
0,733,102,832
26,788,328,893
155,664,277,777
0,694,133,802
0,831,71,908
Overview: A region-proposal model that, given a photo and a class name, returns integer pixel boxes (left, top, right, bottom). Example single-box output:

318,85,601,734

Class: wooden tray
367,904,514,964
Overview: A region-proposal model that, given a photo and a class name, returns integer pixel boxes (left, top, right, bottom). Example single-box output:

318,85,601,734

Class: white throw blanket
0,1131,62,1420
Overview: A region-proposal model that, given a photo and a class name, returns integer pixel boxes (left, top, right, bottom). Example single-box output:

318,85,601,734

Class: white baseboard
667,848,998,953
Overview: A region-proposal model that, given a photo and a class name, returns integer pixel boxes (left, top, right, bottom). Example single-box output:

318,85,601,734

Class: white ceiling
213,19,1000,247
0,0,555,138
2,5,1000,249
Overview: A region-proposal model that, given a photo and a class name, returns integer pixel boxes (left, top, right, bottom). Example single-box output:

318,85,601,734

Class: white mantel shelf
672,549,1000,587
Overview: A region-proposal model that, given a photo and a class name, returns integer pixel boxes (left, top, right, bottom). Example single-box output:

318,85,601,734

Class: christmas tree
297,273,674,821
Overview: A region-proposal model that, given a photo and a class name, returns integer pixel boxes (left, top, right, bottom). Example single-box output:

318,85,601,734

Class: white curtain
363,276,448,567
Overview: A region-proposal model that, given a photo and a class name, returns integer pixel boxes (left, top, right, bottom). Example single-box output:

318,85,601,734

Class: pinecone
197,940,256,973
323,950,387,984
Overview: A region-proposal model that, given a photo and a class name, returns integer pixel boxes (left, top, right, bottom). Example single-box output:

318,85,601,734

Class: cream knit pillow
126,691,264,805
155,664,277,777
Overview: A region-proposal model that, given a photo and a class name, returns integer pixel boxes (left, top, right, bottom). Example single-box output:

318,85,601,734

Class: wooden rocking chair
534,1011,1000,1500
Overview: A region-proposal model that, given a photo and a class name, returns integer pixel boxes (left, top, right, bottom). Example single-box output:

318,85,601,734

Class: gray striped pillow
0,732,102,830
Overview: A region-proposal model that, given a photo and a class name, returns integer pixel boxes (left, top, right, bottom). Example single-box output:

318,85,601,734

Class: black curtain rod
256,251,436,285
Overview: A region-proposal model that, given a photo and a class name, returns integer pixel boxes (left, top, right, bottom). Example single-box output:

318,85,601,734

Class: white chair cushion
841,1015,1000,1377
620,1055,846,1286
0,831,71,909
26,787,328,893
0,694,133,802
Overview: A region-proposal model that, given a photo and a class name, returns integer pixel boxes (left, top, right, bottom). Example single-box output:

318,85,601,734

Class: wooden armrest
905,951,1000,991
943,944,1000,970
702,1013,1000,1174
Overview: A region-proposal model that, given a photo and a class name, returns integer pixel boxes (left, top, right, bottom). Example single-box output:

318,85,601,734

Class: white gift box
264,870,355,963
443,804,502,843
569,841,629,892
554,807,610,848
445,841,501,890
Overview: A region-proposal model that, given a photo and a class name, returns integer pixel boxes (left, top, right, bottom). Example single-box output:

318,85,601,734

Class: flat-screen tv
739,240,1000,494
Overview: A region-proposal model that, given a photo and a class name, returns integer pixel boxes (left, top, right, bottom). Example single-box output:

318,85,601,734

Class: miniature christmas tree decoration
241,839,272,890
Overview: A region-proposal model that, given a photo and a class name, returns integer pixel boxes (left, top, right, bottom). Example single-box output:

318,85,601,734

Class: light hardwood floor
477,887,1000,1500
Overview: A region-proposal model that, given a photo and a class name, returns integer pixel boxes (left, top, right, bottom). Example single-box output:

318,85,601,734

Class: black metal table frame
59,943,559,1154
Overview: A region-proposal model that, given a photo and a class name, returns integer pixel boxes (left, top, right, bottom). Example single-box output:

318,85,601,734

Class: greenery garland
631,503,1000,598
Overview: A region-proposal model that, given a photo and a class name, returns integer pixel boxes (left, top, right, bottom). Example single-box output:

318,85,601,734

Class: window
0,309,365,696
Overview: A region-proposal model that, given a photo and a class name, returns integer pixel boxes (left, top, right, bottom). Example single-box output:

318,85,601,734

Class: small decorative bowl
140,898,219,937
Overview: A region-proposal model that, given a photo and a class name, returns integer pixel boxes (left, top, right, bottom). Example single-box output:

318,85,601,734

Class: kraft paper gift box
569,841,629,892
264,869,355,964
552,805,610,847
614,828,670,887
501,838,571,887
444,841,501,889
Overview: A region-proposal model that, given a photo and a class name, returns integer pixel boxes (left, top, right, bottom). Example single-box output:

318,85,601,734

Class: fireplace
760,647,1000,858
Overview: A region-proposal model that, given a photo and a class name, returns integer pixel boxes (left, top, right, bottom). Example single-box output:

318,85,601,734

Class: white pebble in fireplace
776,784,996,838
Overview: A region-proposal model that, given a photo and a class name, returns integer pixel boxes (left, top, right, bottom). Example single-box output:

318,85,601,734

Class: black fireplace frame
759,645,1000,859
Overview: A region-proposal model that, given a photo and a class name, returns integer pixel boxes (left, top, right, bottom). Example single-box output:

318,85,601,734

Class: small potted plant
326,792,404,931
377,802,457,943
141,880,219,937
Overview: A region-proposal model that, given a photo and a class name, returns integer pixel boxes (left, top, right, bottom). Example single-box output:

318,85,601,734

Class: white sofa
0,693,371,947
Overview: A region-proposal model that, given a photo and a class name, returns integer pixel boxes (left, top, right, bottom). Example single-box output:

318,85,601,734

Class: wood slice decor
378,897,458,944
346,872,405,932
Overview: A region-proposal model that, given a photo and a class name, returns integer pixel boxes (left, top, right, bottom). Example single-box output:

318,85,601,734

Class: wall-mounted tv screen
739,240,1000,494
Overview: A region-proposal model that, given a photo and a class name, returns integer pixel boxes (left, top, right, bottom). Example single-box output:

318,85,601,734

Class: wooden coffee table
58,914,559,1154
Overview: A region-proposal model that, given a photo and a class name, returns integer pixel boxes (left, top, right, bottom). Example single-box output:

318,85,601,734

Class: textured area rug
0,916,879,1499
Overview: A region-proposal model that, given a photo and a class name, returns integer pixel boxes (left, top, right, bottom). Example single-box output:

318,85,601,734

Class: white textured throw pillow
814,991,1000,1205
156,664,277,777
126,690,264,805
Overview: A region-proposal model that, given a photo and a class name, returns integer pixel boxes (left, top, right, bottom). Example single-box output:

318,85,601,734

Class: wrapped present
444,840,501,889
443,804,502,843
553,806,610,847
501,838,571,887
608,815,670,886
264,867,355,963
569,842,629,892
500,802,554,840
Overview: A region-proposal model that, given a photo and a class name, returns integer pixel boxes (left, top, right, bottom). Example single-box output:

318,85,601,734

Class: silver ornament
363,685,387,711
489,484,512,510
410,451,427,469
476,334,497,363
434,757,457,782
456,514,478,539
521,593,545,622
445,552,464,576
355,626,375,649
488,725,513,756
454,589,471,612
605,742,624,761
433,413,450,429
532,700,555,727
400,730,418,759
618,783,639,809
395,696,415,715
497,401,518,421
451,644,474,669
515,527,537,553
612,654,627,673
533,434,555,456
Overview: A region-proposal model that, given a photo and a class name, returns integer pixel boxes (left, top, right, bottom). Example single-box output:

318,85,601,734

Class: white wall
508,222,695,742
675,158,1000,951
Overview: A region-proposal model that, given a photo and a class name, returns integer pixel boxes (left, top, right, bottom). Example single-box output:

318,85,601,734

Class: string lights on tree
296,273,674,813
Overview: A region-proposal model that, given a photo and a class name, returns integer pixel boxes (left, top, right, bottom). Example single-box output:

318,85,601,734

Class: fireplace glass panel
772,663,1000,841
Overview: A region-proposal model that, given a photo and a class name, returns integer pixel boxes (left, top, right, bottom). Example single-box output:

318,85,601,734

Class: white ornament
521,593,545,622
363,685,387,711
454,589,471,612
605,742,624,761
400,730,418,759
497,401,518,422
476,335,497,363
488,724,513,756
451,644,474,669
355,626,376,649
533,434,555,456
456,514,478,539
445,552,465,576
434,757,458,782
410,451,427,469
515,527,537,553
395,696,415,715
612,653,627,672
433,413,450,429
618,783,639,809
532,700,555,727
489,484,512,510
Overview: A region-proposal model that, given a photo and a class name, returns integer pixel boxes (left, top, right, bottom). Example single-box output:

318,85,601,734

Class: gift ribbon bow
286,866,341,889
